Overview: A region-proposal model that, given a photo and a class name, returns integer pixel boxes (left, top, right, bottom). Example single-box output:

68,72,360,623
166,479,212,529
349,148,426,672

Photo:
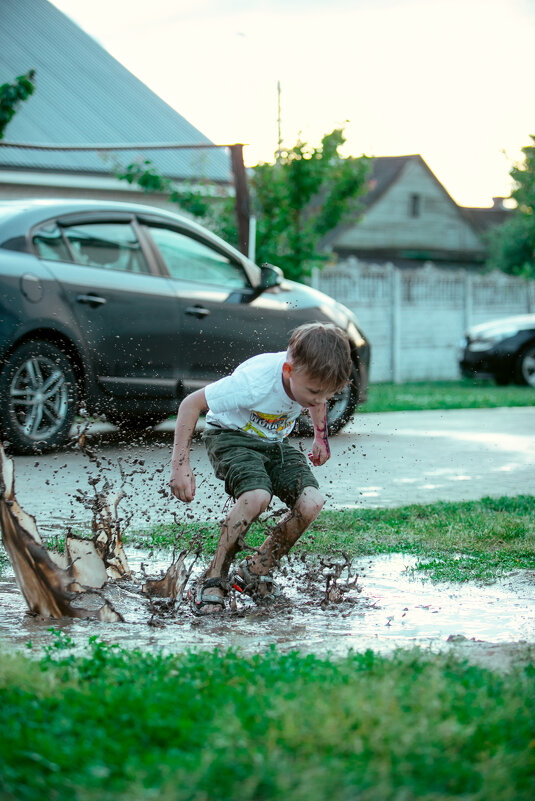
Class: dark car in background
0,199,370,454
459,314,535,387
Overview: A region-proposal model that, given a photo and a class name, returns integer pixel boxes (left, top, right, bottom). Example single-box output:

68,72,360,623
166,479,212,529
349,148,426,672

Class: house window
409,194,421,218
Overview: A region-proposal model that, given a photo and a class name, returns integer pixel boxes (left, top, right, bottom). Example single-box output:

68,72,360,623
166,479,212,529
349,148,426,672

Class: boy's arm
170,389,209,502
308,403,331,466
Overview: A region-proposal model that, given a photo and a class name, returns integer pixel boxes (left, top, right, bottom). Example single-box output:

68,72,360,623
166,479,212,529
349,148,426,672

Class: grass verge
1,638,534,801
362,380,535,413
129,495,535,584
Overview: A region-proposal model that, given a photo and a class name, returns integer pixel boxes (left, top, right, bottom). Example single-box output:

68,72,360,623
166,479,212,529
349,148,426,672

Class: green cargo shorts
203,428,319,508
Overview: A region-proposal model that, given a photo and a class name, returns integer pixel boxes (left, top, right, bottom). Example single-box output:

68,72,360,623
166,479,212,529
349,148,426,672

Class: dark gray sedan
0,199,370,453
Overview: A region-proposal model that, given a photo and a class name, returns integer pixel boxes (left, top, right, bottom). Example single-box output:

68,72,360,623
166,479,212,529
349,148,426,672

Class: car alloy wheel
519,344,535,387
10,354,69,439
0,341,78,453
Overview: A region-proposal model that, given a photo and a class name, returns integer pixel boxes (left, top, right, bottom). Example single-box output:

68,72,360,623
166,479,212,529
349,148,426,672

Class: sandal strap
203,577,229,591
232,561,276,596
199,594,225,605
190,576,228,613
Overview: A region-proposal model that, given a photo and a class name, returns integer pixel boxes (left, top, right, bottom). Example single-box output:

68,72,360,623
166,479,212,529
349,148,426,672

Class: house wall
312,259,535,382
0,173,181,212
333,159,484,257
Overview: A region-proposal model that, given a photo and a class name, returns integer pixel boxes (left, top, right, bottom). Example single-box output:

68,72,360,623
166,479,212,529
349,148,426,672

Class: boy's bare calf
247,487,324,576
199,487,324,611
206,489,272,581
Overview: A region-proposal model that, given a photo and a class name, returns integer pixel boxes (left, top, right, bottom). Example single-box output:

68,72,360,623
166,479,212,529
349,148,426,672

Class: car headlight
347,320,365,347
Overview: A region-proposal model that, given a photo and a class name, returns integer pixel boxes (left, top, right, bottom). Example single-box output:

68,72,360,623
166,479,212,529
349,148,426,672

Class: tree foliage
0,70,36,139
115,129,369,282
251,129,369,281
117,158,238,245
487,134,535,278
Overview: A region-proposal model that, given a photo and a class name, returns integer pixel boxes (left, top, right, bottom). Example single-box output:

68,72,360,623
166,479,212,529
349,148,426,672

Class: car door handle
76,293,107,307
185,305,211,319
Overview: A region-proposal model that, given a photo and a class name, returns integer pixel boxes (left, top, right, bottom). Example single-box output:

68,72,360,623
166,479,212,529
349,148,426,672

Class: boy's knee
295,487,324,524
239,489,271,520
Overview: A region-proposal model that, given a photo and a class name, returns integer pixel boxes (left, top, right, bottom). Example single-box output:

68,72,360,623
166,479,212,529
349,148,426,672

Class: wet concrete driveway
8,406,535,534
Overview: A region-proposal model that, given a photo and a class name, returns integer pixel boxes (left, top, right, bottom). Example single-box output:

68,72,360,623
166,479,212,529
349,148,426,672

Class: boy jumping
169,322,352,615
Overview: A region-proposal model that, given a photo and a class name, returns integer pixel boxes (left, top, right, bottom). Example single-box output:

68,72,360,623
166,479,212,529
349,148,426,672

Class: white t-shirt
204,351,303,441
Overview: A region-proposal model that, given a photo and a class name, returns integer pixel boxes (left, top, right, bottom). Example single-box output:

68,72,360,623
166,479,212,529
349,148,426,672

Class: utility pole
276,80,282,163
229,143,250,257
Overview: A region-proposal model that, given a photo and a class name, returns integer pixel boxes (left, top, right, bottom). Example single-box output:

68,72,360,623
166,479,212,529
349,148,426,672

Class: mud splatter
142,548,199,601
0,445,122,622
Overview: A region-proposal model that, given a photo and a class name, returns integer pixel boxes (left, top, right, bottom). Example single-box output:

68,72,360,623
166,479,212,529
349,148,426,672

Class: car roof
470,314,535,334
0,197,191,228
0,198,249,265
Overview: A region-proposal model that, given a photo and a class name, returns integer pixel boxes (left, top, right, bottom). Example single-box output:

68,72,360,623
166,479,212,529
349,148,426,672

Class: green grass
0,639,533,801
362,380,535,413
128,496,535,584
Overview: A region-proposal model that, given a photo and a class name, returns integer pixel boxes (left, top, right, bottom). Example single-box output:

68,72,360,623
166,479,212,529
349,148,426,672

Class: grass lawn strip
1,640,534,801
128,495,535,584
363,380,535,413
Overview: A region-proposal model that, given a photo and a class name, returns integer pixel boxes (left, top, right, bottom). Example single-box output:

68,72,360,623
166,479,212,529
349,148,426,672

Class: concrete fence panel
310,258,535,382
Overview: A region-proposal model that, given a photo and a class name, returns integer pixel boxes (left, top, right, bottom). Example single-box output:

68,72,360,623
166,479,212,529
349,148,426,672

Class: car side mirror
259,262,283,290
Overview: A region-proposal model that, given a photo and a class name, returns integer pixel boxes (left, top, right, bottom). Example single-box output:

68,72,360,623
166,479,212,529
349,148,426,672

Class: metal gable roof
0,0,231,182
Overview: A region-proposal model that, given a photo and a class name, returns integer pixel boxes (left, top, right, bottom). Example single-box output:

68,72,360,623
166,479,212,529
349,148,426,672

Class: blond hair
288,323,352,391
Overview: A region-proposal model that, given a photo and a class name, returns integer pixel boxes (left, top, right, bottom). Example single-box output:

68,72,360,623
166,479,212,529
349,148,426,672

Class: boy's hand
170,390,208,503
308,403,331,466
170,464,196,503
309,435,331,466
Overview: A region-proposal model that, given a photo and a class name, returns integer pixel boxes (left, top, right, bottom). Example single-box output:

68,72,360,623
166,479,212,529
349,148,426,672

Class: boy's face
282,363,338,408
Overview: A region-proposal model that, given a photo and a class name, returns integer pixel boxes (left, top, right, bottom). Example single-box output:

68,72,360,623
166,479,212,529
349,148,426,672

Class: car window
33,223,72,262
63,222,150,274
33,221,150,274
148,225,249,289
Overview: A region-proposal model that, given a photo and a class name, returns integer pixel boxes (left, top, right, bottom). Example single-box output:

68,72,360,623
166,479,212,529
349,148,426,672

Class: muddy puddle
1,546,534,670
1,436,534,673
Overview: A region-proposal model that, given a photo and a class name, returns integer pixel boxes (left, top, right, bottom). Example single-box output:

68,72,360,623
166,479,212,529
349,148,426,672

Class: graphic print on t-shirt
243,410,297,438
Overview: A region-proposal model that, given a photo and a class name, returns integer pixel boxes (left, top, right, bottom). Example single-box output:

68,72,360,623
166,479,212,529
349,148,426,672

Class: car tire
515,342,535,387
0,340,79,454
295,365,360,437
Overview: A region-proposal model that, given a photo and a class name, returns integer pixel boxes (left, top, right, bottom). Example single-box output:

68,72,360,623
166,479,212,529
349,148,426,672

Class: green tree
0,70,36,139
116,157,238,245
115,129,369,283
487,133,535,278
251,129,369,281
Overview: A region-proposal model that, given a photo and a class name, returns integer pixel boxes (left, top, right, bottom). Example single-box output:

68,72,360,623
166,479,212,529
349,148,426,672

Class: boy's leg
244,486,324,577
193,488,271,613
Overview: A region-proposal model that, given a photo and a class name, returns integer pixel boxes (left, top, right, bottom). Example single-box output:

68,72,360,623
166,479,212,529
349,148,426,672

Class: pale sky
51,0,535,208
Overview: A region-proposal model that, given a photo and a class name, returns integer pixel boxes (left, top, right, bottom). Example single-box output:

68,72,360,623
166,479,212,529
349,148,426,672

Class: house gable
333,156,486,263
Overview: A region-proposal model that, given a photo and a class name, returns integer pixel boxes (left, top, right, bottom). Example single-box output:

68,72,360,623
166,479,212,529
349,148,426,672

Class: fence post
527,278,535,313
463,271,473,333
389,263,401,383
310,265,320,291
